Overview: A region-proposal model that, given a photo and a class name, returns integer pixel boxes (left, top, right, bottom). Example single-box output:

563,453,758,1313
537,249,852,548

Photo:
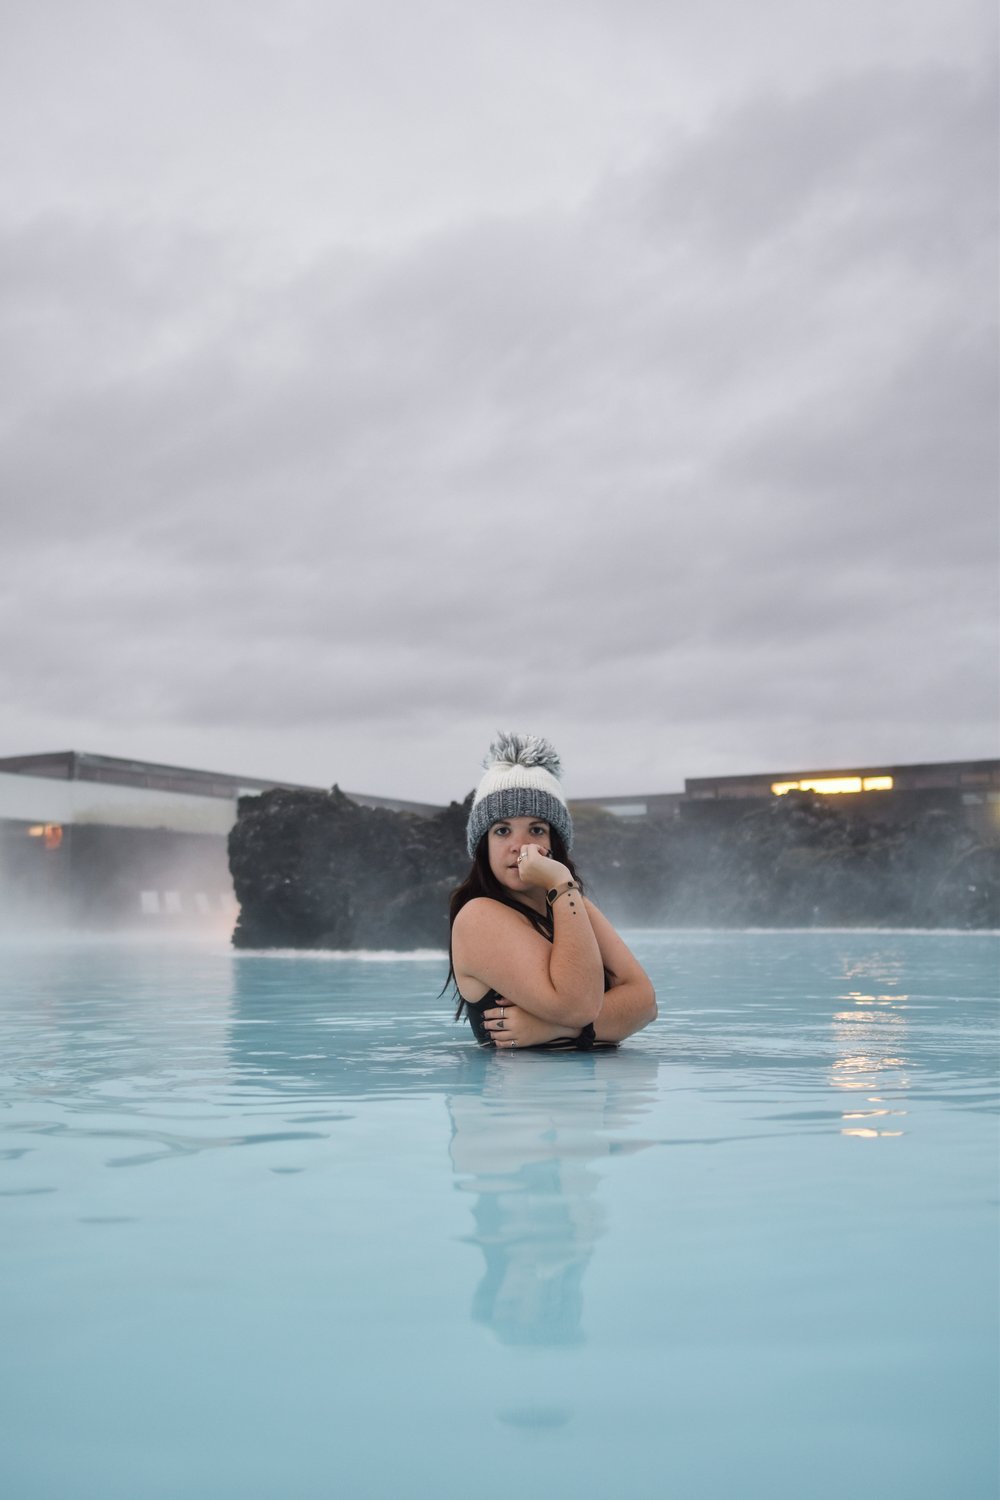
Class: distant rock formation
228,786,470,950
690,792,999,929
228,786,999,949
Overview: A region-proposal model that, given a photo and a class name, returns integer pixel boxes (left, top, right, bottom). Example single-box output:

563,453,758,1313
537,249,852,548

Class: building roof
685,758,1000,797
0,751,444,818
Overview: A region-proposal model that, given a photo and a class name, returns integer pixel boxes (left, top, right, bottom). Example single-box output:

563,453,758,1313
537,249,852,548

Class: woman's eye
493,826,509,837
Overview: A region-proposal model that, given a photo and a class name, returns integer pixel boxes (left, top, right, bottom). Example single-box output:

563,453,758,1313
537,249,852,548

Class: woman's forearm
498,979,656,1044
510,935,656,1042
593,980,658,1042
544,887,604,1026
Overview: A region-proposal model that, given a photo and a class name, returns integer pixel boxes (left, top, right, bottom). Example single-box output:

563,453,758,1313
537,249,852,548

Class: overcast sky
1,0,996,803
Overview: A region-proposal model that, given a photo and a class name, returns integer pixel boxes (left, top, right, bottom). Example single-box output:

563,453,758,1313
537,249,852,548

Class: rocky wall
228,786,999,948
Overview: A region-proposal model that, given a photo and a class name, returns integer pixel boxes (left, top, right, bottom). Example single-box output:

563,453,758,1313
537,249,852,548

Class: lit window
26,824,64,847
772,775,894,796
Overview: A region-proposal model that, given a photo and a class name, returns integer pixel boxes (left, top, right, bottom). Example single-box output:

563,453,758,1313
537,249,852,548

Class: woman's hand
515,843,570,890
482,1000,581,1050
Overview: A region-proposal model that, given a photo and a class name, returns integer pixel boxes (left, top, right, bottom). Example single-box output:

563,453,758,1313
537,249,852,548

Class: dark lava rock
690,792,999,928
229,784,999,947
229,786,471,950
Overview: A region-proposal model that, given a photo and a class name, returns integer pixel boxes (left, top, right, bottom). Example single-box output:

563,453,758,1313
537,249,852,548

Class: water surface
1,931,996,1499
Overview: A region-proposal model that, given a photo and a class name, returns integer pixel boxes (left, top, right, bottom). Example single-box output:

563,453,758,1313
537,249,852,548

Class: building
0,751,440,932
574,760,999,835
682,758,1000,839
569,792,686,820
2,750,996,930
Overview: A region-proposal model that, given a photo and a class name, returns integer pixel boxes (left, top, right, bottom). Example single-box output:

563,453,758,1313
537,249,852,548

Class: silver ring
510,1040,517,1050
499,1006,505,1018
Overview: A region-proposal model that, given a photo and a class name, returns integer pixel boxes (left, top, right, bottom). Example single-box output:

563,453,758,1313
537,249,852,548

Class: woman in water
448,733,657,1050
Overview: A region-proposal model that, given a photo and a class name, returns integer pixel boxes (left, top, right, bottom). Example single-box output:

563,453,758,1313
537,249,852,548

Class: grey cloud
1,18,995,798
635,66,995,263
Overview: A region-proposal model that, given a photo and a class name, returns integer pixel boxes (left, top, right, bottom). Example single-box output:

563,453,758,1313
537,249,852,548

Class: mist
227,786,1000,950
0,825,237,943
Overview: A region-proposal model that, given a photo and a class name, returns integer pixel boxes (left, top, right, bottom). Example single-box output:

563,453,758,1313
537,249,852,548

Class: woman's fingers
484,1002,521,1043
516,844,569,886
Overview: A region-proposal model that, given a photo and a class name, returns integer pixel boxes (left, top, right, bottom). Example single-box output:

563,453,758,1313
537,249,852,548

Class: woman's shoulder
452,897,551,1003
453,896,524,933
453,898,550,950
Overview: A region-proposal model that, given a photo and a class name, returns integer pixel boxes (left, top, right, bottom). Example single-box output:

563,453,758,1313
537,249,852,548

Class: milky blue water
1,931,996,1500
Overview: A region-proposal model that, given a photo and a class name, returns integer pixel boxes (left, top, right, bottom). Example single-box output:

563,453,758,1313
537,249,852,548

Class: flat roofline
0,750,326,792
3,749,995,814
0,751,446,818
685,758,1000,790
570,793,684,805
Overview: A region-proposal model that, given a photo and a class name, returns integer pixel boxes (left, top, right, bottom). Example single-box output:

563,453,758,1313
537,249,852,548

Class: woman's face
486,816,551,895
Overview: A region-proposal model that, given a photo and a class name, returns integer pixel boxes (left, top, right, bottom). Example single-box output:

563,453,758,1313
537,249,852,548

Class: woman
447,732,657,1050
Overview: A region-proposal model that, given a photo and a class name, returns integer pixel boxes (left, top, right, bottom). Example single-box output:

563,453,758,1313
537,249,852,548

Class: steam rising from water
0,834,237,942
233,948,448,961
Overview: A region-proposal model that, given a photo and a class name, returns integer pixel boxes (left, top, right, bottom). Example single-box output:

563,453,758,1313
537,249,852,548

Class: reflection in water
448,1050,659,1347
226,958,661,1348
831,958,912,1136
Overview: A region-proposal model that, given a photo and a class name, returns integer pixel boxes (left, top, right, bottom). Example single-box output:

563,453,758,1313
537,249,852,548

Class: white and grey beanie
466,731,573,858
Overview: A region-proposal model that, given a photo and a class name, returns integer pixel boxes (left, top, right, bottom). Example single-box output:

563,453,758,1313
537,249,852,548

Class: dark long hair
444,828,586,1018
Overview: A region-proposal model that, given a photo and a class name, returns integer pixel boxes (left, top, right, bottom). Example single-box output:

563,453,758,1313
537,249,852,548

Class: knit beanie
466,731,573,858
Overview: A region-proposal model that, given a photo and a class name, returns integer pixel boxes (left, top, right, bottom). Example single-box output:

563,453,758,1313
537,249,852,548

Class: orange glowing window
772,775,894,797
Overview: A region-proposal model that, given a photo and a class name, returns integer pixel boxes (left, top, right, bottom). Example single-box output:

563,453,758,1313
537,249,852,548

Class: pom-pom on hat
466,731,573,858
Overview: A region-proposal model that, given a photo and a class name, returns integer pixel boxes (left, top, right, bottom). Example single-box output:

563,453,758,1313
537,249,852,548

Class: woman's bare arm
584,900,657,1042
452,895,604,1028
455,881,657,1045
477,899,656,1046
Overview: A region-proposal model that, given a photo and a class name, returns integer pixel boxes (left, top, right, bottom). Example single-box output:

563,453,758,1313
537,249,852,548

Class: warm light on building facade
771,775,894,797
26,823,63,849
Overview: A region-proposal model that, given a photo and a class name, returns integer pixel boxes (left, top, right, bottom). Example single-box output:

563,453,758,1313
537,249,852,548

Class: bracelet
546,880,581,908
